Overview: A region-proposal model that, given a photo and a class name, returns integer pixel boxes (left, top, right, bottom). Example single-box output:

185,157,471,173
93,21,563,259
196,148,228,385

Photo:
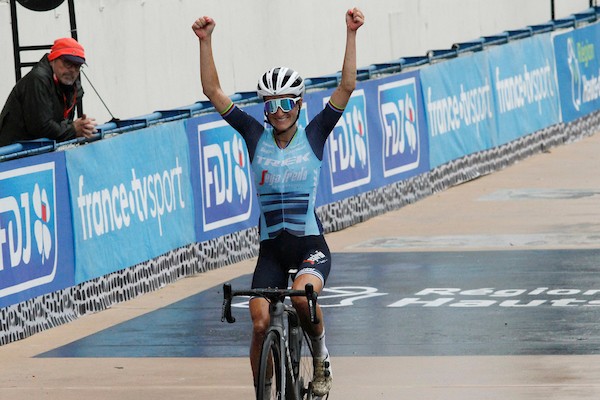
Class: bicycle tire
257,331,283,400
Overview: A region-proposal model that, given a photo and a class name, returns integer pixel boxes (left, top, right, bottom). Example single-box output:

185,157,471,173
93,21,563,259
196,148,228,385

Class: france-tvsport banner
554,21,600,122
0,152,74,307
420,50,496,168
488,32,561,144
66,120,195,283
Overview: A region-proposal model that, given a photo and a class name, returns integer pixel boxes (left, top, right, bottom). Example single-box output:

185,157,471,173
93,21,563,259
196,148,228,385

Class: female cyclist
192,7,365,397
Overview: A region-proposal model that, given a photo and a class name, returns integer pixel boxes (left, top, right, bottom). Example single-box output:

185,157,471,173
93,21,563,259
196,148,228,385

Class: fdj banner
420,51,496,167
312,72,428,206
554,22,600,122
66,120,195,283
377,74,426,178
488,33,560,144
187,111,259,242
0,152,74,307
323,90,371,194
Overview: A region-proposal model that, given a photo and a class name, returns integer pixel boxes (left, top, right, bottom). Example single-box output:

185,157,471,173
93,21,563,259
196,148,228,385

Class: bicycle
222,274,326,400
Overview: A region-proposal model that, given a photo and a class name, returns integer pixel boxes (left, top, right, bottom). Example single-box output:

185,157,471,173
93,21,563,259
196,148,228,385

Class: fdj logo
325,90,370,194
0,163,58,296
198,121,253,230
378,78,421,177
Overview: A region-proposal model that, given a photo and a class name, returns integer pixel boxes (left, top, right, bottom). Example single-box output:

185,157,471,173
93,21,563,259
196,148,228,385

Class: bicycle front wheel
297,331,315,399
257,331,283,400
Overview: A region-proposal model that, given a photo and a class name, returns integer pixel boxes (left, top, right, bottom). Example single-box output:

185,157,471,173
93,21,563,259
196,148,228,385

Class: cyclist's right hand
192,16,215,40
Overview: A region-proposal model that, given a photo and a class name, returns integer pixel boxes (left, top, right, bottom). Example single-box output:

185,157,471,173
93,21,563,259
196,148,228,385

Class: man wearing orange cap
0,37,97,147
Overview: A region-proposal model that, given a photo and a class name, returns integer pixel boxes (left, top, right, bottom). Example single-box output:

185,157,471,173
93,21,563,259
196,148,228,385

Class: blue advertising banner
187,111,260,242
420,51,496,167
66,120,195,283
554,22,600,122
374,71,429,182
0,152,74,307
488,33,561,144
313,71,430,205
322,89,372,195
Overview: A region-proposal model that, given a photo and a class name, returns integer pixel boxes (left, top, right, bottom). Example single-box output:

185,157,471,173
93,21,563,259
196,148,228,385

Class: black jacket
0,54,84,147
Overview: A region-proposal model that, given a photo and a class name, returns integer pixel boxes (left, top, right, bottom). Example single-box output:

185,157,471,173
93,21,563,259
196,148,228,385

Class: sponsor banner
374,71,429,182
312,71,429,205
488,33,561,144
187,110,260,242
554,22,600,122
420,51,496,167
322,89,371,195
66,120,195,283
0,152,74,307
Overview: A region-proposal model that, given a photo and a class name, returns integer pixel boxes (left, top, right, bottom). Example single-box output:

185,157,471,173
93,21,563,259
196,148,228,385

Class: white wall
0,0,592,125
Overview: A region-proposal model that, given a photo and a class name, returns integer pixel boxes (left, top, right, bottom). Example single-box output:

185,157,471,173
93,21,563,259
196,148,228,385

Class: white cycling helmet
257,67,305,100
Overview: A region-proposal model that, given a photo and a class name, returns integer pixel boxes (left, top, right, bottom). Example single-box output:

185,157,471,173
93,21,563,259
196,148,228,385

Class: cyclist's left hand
346,7,365,31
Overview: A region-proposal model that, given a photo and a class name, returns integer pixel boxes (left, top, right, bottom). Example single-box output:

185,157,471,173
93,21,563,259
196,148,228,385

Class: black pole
68,0,78,40
9,0,22,81
551,0,555,20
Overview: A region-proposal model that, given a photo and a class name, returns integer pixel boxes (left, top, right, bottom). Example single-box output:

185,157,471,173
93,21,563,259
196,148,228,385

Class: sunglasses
264,97,301,114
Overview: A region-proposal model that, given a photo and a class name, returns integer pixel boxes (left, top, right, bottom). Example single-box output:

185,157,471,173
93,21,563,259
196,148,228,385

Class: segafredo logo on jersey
0,162,58,297
324,90,370,194
378,78,421,177
198,120,253,230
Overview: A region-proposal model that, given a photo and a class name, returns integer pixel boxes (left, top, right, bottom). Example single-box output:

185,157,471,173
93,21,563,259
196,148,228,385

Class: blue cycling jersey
223,102,343,241
252,125,321,239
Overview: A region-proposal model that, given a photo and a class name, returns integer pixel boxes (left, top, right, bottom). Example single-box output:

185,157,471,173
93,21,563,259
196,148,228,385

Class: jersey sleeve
221,104,264,160
305,100,345,160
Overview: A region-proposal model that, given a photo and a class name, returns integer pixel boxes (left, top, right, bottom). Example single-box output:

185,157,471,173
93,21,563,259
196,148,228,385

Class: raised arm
330,7,365,110
192,16,232,113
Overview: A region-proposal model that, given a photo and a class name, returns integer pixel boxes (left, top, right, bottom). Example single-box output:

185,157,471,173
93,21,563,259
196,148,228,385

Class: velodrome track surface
2,132,600,399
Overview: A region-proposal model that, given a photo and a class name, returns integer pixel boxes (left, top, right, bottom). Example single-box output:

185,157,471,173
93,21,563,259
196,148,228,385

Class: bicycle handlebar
221,283,320,325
